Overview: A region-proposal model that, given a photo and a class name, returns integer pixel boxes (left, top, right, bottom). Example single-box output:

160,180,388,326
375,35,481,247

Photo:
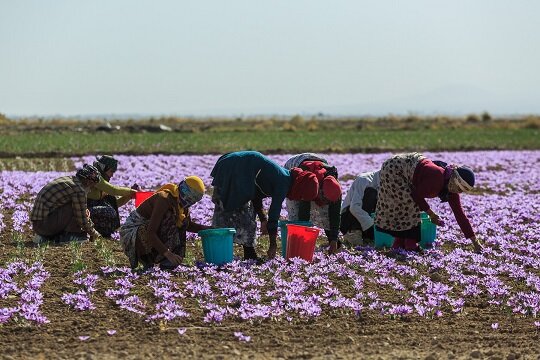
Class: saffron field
1,151,539,359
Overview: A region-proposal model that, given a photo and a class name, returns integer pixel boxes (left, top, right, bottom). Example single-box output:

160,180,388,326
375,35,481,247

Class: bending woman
119,176,210,269
210,151,319,261
283,153,342,254
375,152,482,252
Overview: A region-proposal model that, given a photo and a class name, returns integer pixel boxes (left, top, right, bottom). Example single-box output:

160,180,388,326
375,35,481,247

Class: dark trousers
32,203,85,237
340,187,378,234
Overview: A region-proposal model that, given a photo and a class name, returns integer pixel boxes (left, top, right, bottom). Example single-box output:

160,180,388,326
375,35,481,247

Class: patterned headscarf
94,155,119,178
449,166,475,193
75,164,101,184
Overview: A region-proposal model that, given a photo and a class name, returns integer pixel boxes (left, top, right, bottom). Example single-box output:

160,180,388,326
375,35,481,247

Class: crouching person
119,176,210,269
31,164,102,244
87,155,137,237
340,170,380,247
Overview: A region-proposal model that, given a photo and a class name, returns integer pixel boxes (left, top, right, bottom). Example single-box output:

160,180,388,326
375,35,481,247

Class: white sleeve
348,179,374,231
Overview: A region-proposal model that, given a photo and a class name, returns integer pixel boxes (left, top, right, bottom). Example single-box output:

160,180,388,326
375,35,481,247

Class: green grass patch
0,128,538,156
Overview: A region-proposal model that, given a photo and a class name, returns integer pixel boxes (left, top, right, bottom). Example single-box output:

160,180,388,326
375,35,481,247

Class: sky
1,0,539,117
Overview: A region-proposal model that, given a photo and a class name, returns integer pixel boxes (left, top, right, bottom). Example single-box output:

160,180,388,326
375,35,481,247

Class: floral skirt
211,188,257,247
285,199,330,229
375,153,425,232
88,196,120,237
120,209,183,268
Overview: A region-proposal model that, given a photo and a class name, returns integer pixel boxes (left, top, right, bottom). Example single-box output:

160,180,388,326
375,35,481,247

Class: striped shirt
31,176,96,235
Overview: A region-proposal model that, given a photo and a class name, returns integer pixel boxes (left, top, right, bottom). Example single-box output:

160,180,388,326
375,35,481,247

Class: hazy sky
1,0,539,117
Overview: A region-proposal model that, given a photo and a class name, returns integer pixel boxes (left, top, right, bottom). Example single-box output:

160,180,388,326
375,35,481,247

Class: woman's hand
164,250,183,266
328,240,339,255
260,220,269,235
89,230,101,242
427,210,445,226
470,236,483,253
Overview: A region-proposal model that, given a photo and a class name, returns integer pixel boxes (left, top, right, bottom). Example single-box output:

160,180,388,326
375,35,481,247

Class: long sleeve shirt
211,151,291,235
87,178,135,207
411,159,474,238
31,176,98,236
341,171,380,231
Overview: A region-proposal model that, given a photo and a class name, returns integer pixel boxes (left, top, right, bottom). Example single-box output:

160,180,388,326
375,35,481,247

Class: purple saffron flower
234,331,251,342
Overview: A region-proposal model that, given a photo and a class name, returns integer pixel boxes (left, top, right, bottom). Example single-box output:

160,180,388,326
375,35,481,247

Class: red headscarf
300,161,327,183
321,176,341,202
287,168,319,201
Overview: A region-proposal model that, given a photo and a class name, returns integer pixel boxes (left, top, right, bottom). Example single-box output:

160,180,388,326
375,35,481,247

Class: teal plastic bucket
370,213,394,248
374,226,395,248
419,212,437,248
278,220,313,257
199,228,236,266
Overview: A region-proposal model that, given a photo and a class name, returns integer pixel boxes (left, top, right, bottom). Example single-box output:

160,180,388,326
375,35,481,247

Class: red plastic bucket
285,224,320,262
135,191,154,207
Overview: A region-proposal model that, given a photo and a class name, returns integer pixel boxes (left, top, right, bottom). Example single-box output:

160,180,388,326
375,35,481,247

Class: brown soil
1,235,539,360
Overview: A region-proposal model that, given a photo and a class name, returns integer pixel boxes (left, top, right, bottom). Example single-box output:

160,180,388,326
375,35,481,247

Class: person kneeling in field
283,153,342,254
375,152,483,252
210,151,320,261
87,155,138,237
340,170,380,247
119,176,211,269
31,164,102,244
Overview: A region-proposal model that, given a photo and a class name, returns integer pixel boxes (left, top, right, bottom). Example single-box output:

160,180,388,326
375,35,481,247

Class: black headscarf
93,155,119,181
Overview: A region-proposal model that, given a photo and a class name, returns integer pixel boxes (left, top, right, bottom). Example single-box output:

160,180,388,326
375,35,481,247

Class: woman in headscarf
87,155,138,237
119,176,211,269
210,151,319,261
31,164,102,244
283,153,342,254
375,152,482,252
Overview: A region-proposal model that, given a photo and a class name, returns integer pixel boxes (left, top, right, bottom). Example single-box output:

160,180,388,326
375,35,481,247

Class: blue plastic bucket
419,212,437,248
278,220,313,257
199,228,236,266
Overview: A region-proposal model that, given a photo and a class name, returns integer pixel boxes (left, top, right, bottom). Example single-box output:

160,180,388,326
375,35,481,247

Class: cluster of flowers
61,271,99,311
0,151,539,330
0,151,538,236
0,261,50,324
103,266,147,315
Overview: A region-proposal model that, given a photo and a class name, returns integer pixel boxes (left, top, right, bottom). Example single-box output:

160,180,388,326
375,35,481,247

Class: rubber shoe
54,232,88,244
33,235,48,245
